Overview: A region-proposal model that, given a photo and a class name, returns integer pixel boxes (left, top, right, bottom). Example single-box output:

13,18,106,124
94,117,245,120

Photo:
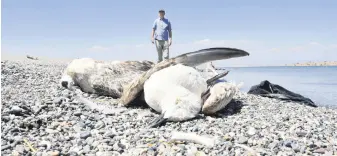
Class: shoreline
1,59,337,155
2,53,337,68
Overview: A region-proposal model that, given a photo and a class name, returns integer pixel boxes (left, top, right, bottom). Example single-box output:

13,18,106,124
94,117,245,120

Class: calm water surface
220,66,337,108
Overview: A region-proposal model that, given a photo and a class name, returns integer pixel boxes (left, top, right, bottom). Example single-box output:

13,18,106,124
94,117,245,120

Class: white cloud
287,42,335,53
289,45,306,52
309,41,321,45
89,45,110,52
193,39,211,44
328,44,337,49
270,48,280,52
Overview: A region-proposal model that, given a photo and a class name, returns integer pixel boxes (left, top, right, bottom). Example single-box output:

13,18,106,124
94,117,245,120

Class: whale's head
60,74,75,89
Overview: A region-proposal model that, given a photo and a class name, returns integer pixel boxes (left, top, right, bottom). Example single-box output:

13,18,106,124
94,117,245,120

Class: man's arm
151,20,157,43
169,30,172,39
168,21,172,45
151,29,155,39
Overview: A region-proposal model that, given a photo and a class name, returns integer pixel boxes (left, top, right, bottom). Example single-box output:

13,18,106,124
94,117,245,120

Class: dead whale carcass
119,47,249,106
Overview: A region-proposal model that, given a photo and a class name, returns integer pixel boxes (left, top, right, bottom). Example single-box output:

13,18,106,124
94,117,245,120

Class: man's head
158,9,165,19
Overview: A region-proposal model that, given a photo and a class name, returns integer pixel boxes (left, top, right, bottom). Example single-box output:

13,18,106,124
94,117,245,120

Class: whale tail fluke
174,47,250,67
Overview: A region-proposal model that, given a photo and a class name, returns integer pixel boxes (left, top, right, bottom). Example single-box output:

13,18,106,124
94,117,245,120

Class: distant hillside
286,61,337,66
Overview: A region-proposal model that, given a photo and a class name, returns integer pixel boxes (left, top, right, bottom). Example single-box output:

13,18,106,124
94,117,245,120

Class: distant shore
286,61,337,67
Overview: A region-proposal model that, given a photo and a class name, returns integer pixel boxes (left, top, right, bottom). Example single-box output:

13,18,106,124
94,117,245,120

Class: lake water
219,66,337,109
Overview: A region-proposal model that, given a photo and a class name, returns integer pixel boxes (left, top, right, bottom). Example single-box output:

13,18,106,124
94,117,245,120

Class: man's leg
162,40,170,60
155,40,164,63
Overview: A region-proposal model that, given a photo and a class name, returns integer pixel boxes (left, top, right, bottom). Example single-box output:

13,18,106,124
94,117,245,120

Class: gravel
1,59,337,156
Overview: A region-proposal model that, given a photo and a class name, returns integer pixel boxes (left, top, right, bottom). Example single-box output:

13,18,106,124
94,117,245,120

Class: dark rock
103,131,116,138
296,131,307,137
9,106,23,115
80,132,91,139
2,116,11,122
1,145,11,151
73,111,82,116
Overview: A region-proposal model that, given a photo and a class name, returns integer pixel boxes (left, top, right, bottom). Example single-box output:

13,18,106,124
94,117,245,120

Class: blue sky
2,0,337,66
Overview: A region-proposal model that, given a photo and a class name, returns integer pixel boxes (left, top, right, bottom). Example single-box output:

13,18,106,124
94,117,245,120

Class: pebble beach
1,59,337,156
